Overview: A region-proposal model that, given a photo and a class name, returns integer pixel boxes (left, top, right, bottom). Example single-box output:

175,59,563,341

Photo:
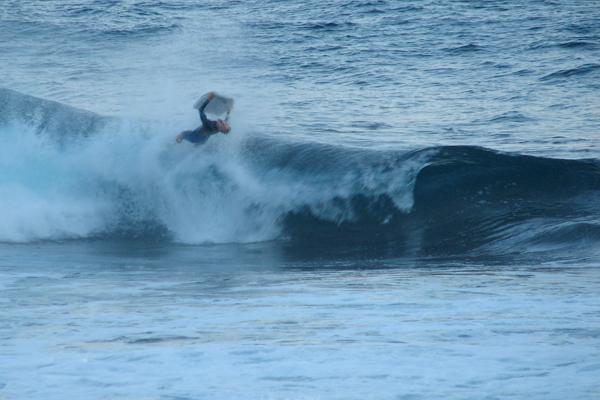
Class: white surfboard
193,92,234,119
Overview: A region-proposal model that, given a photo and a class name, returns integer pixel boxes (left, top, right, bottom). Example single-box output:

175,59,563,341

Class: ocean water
1,1,600,399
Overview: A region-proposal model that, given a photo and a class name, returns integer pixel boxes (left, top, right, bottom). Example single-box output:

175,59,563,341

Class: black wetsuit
180,98,219,144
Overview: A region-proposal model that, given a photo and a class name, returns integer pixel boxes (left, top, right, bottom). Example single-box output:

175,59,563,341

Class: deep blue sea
1,1,600,399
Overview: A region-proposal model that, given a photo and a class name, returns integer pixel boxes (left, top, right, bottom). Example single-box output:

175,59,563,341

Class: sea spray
0,89,426,244
2,89,600,257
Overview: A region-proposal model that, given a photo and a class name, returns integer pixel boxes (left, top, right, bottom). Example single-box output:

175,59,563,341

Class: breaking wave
2,88,600,256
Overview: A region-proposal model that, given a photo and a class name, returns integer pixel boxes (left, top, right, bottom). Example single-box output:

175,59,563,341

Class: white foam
0,118,424,243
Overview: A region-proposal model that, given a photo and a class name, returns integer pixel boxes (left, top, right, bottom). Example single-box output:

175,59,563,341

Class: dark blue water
1,1,600,399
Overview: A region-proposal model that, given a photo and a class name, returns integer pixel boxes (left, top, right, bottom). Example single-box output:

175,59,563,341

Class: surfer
175,92,231,144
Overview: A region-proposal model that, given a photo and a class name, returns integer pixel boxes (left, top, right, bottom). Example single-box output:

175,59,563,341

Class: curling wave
1,88,600,257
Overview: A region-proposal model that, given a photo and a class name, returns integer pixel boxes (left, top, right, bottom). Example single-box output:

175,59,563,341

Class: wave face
0,88,110,140
1,89,600,257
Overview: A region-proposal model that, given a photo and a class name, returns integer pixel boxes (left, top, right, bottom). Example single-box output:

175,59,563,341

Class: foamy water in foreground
2,243,600,399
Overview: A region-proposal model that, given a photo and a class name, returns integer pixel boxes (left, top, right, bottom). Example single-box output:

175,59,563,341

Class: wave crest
2,88,600,257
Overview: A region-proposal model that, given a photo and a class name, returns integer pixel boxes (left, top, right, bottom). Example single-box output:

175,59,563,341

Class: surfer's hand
176,133,183,143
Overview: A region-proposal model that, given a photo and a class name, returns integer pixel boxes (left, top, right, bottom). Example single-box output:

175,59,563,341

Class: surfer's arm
198,92,216,128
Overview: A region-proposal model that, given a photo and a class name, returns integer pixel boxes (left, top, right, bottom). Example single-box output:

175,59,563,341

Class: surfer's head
216,119,231,134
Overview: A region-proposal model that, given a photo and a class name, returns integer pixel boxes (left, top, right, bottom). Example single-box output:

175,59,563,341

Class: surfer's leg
176,130,193,143
176,128,208,144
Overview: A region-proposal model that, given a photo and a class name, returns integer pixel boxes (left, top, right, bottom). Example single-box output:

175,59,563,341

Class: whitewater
1,1,600,399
